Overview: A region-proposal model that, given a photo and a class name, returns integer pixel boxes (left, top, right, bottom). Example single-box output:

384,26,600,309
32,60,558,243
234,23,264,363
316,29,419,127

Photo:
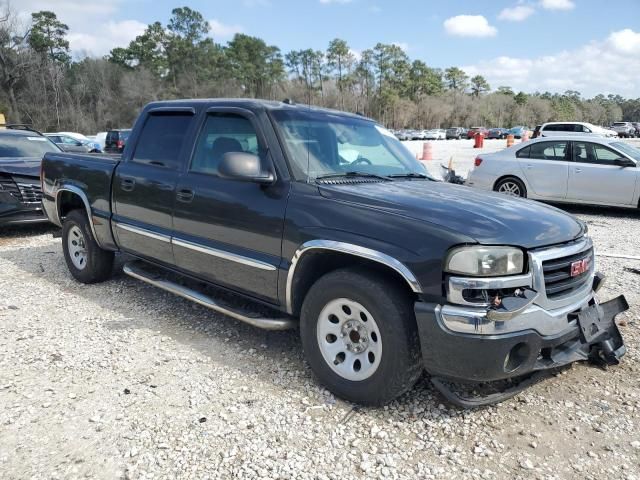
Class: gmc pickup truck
41,99,628,407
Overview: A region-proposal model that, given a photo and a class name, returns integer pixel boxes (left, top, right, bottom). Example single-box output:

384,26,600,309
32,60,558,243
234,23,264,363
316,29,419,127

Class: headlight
445,246,525,277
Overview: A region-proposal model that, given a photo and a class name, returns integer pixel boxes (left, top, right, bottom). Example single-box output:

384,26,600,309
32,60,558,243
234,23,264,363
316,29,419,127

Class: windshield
271,109,429,181
0,134,60,158
611,142,640,161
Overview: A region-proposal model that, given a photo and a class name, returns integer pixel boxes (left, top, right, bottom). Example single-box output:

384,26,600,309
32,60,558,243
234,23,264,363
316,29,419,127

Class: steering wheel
351,156,372,166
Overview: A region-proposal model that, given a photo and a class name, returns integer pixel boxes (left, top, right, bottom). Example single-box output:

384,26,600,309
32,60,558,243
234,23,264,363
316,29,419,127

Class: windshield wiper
386,172,430,179
315,171,390,181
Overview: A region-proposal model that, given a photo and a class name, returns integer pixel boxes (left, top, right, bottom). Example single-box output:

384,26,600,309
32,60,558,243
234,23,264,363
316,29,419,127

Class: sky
15,0,640,97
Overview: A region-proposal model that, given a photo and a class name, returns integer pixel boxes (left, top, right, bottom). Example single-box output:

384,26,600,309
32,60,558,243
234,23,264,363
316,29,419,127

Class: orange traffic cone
422,142,433,161
506,134,514,147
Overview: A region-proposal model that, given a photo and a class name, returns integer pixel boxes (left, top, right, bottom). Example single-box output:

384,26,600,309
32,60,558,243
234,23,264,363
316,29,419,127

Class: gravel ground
1,207,639,479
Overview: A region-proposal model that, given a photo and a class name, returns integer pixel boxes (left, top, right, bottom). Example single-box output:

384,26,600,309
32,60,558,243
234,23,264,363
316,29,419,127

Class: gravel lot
1,200,639,477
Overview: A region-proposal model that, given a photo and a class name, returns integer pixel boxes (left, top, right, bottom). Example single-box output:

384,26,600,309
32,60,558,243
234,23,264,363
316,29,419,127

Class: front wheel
62,209,114,283
300,268,422,406
494,177,527,198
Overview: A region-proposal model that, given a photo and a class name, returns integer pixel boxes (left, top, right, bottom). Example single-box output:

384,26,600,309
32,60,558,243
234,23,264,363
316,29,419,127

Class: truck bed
41,151,122,248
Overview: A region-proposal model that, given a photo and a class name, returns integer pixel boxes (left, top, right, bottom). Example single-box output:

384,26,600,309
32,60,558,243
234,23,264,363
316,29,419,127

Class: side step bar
123,262,296,331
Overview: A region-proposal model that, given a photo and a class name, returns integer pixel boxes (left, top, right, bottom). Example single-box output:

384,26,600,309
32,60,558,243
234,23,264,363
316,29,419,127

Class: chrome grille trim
529,237,594,310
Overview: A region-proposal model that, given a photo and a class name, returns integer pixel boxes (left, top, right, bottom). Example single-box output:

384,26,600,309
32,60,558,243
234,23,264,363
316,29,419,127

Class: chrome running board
123,262,296,331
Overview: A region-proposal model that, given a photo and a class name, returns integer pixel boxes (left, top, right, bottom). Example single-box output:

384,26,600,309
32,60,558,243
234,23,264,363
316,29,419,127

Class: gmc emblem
570,258,591,277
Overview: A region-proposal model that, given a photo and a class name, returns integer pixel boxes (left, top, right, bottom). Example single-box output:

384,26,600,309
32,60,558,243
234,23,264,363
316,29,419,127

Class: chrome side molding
113,222,277,271
123,262,295,331
115,222,171,243
172,237,276,271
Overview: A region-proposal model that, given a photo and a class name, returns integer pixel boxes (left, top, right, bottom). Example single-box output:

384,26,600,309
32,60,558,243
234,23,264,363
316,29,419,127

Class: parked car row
44,129,132,154
392,126,542,141
610,121,640,138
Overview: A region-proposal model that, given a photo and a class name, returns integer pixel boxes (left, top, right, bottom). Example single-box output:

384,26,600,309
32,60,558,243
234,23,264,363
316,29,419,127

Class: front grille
542,248,593,299
16,182,43,204
0,177,22,202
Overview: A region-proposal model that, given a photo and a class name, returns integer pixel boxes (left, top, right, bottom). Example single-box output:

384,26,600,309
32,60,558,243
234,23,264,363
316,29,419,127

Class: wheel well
289,250,417,317
57,191,86,220
493,175,525,192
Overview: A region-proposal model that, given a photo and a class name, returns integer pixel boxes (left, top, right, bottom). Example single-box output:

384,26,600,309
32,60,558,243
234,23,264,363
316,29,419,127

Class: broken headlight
445,246,525,277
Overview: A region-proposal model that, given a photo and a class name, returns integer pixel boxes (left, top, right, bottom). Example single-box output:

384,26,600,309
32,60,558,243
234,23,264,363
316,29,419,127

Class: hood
318,180,585,249
0,157,41,177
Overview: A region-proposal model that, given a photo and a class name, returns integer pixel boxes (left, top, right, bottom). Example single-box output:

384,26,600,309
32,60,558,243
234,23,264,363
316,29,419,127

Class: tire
62,209,114,284
494,176,527,198
300,268,422,406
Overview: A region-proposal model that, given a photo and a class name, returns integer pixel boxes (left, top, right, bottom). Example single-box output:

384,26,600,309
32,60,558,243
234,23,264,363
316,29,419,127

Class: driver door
171,108,289,303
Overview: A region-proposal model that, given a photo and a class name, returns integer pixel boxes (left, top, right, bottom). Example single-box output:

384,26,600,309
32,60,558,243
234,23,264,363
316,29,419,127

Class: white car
466,136,640,209
536,122,617,138
94,131,108,151
424,129,446,140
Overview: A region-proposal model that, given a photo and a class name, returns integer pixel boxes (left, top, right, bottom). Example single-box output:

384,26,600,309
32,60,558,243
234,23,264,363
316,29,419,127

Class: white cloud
443,15,497,38
17,0,148,56
498,5,535,21
462,29,640,97
68,20,146,56
208,19,244,39
607,28,640,54
540,0,575,10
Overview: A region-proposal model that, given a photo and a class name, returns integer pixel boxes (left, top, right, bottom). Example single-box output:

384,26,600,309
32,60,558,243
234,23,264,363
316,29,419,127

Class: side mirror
218,152,275,184
614,158,635,168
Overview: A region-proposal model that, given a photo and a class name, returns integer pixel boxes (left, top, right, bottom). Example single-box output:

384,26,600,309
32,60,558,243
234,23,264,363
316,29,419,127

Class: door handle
121,178,135,191
575,168,582,173
176,188,194,202
526,164,533,170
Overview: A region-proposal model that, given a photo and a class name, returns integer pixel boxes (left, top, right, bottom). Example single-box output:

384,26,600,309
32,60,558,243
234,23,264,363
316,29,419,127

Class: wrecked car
40,99,627,407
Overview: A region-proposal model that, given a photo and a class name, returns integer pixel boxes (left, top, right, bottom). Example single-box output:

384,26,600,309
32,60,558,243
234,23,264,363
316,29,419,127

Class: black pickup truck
41,99,628,407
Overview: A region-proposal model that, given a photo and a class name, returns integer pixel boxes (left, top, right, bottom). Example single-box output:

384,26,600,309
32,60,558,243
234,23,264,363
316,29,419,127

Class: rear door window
528,141,568,160
132,114,194,169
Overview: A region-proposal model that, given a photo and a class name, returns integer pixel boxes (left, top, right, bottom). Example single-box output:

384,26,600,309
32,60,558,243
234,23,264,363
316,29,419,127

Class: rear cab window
132,113,194,169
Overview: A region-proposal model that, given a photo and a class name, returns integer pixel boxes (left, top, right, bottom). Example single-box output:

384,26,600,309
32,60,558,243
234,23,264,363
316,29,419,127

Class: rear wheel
62,209,114,284
494,177,527,198
300,268,422,406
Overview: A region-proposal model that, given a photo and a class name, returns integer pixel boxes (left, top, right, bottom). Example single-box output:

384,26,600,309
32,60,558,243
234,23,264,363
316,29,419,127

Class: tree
407,60,443,99
0,5,32,122
110,22,169,76
470,75,490,97
326,38,353,109
497,86,514,96
514,91,528,106
225,34,284,98
444,67,468,92
28,11,70,64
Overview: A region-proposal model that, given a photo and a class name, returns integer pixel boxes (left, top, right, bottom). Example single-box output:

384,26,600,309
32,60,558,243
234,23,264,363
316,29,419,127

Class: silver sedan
466,136,640,208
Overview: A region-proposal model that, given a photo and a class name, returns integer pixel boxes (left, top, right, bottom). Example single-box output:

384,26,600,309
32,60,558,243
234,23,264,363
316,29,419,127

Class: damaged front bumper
415,287,628,405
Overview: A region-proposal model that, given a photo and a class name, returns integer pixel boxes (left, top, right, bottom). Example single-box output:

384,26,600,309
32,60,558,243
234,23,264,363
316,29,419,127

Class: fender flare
55,185,102,247
285,239,422,314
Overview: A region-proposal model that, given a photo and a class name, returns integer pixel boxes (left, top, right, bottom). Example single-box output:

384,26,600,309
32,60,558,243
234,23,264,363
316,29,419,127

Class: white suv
536,122,617,138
